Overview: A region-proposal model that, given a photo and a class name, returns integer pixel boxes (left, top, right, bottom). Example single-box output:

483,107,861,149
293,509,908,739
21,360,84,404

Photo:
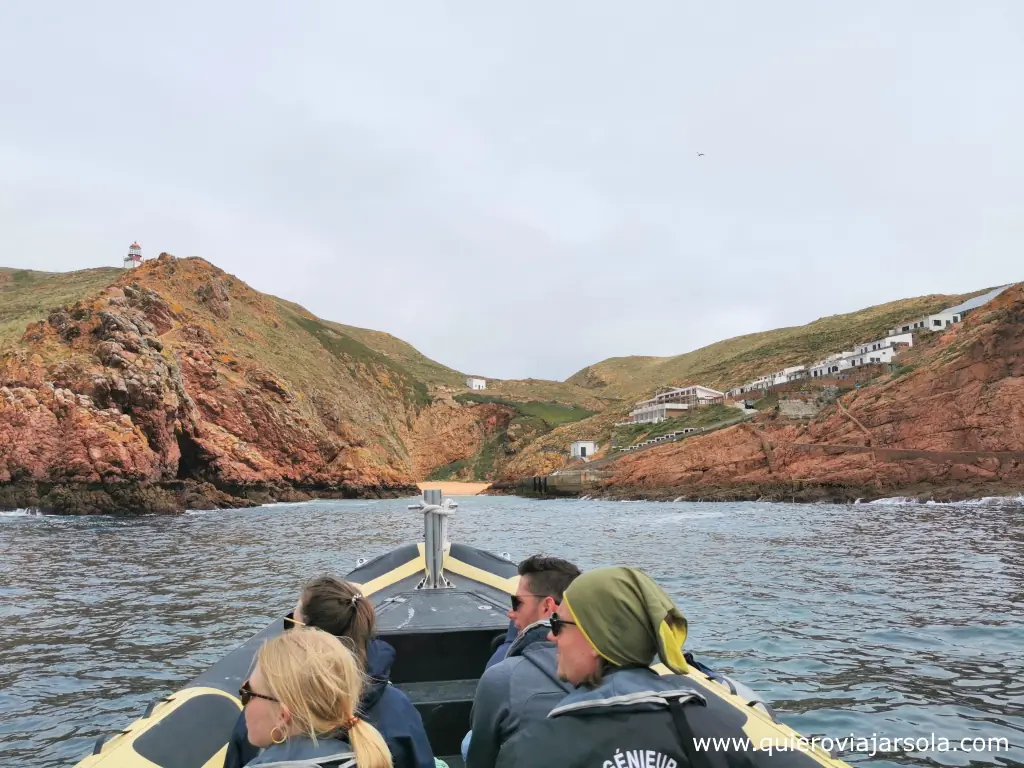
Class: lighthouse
124,242,142,268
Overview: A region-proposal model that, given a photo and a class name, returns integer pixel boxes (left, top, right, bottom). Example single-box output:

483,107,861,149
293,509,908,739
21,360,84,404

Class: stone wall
779,399,821,418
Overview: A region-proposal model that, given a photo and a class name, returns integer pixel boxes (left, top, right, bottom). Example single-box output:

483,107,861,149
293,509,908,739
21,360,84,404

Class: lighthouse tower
124,242,142,268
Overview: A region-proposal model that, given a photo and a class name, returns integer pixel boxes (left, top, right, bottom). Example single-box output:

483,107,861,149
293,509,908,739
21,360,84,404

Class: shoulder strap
669,697,714,768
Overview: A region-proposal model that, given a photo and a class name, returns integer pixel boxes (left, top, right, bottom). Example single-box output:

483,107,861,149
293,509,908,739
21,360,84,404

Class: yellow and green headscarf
562,566,689,673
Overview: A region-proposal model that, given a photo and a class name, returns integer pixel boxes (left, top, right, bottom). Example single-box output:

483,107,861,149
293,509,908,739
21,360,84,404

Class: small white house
466,377,486,390
887,285,1012,337
570,440,599,459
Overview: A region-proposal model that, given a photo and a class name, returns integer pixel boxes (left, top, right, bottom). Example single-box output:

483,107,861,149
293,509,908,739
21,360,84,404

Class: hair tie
342,715,360,731
349,594,362,606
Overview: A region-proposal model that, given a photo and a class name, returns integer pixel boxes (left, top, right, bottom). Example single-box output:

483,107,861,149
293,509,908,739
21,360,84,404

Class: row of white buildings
618,385,726,425
580,284,1015,452
727,365,808,397
727,331,915,397
806,332,914,378
726,285,1013,397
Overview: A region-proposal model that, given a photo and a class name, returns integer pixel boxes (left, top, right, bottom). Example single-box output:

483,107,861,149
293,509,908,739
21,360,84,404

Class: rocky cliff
594,285,1024,502
0,256,611,513
0,256,440,513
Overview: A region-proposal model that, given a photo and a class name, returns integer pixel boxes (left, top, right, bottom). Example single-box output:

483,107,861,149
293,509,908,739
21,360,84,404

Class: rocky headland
577,285,1024,502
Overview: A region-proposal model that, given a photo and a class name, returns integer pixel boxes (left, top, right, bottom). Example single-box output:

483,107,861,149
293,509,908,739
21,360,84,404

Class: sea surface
1,495,1022,767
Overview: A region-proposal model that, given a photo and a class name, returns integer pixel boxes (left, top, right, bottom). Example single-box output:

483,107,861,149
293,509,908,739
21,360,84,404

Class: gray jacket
246,734,355,768
466,620,573,768
496,666,779,768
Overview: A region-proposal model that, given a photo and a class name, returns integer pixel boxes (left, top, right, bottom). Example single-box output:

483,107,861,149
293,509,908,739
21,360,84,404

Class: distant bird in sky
697,152,705,157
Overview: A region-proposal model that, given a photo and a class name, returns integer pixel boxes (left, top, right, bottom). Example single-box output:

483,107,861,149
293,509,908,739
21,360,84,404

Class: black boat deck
346,541,520,761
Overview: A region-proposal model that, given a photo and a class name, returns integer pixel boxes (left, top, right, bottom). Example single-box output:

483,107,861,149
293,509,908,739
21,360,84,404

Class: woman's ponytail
256,628,393,767
348,718,392,768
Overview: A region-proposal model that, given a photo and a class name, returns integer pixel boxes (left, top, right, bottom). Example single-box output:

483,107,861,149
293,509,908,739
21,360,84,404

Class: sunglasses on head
548,613,577,637
239,680,278,707
283,612,306,631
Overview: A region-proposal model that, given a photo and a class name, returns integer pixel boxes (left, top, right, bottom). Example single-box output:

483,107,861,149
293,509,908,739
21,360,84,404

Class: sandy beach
416,481,491,496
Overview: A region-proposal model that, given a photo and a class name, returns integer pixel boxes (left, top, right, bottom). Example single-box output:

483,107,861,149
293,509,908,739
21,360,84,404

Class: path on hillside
569,413,754,472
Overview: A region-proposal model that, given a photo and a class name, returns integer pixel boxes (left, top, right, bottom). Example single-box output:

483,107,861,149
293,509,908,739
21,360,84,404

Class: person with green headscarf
495,567,756,768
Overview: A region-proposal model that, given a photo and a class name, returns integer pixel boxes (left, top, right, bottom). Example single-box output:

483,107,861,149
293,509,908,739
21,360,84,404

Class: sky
1,2,1021,381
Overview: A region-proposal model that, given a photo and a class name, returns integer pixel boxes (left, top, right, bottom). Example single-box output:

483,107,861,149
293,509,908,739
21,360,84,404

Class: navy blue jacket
485,621,518,670
224,638,435,768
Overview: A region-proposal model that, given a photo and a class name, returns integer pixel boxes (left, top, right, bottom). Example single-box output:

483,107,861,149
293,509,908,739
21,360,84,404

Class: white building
570,440,599,459
781,365,807,382
808,353,847,379
466,377,486,390
888,285,1012,337
808,332,913,377
625,402,691,424
729,366,806,397
888,317,935,336
623,385,725,424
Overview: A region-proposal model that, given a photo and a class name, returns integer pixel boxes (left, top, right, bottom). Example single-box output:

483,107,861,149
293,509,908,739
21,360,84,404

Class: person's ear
543,597,558,616
278,706,292,729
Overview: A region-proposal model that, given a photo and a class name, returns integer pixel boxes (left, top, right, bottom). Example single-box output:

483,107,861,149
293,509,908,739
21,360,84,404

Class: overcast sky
1,3,1021,380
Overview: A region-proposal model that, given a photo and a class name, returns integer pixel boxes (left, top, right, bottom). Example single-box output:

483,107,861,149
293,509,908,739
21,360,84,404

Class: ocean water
1,495,1022,767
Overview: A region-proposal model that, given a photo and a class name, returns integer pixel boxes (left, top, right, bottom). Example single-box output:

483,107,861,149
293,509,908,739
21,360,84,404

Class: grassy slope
453,392,595,428
567,290,992,398
0,267,123,351
482,378,613,412
271,297,466,388
273,299,605,410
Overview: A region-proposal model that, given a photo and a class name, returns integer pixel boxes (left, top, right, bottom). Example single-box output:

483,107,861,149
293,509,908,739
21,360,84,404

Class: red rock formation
0,256,419,513
406,397,516,479
601,285,1024,502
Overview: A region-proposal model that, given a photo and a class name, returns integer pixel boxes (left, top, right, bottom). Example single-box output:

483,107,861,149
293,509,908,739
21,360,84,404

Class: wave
0,508,43,517
862,495,1024,507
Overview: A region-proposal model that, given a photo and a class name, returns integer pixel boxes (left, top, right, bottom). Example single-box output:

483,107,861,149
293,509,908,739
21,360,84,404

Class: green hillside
0,267,123,350
567,290,993,398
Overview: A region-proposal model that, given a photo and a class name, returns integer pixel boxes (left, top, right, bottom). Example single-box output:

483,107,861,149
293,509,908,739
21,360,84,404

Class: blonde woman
241,626,392,768
227,576,433,768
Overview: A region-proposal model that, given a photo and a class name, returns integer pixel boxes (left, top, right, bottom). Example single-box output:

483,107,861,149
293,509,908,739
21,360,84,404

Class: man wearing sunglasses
495,567,754,768
465,555,581,768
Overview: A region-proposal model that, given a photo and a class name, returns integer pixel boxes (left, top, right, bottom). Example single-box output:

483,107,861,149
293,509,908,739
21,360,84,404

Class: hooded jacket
485,620,518,670
465,620,574,768
244,734,355,768
495,666,760,768
224,638,434,768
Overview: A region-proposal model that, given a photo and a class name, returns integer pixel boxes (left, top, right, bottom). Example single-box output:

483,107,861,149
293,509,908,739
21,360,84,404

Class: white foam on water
0,508,43,517
865,496,918,505
866,495,1024,507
